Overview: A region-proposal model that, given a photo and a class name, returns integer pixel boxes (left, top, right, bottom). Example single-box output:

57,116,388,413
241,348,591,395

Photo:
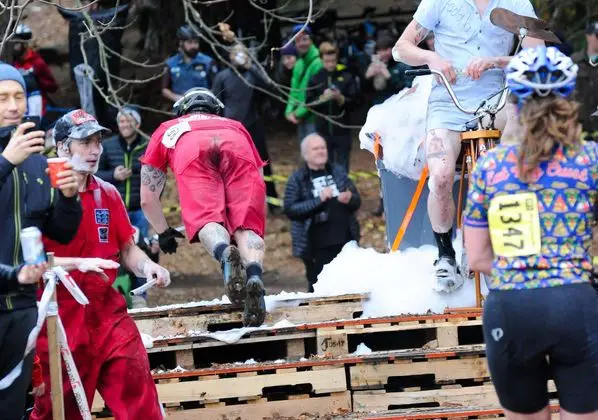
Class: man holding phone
0,64,82,420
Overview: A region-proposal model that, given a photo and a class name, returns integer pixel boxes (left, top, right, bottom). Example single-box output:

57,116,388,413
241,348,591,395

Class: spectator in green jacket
284,25,323,142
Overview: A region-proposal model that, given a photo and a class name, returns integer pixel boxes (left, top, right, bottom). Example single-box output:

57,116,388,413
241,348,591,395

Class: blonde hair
319,42,338,57
517,96,582,182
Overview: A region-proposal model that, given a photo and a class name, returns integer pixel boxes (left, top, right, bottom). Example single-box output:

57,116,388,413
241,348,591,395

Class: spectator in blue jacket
0,64,81,420
162,25,218,103
283,133,361,292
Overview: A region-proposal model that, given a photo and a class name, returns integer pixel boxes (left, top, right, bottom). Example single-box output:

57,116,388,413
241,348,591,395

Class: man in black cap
572,21,598,140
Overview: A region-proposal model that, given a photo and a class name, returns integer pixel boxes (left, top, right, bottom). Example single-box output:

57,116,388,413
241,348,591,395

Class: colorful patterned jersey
464,141,597,290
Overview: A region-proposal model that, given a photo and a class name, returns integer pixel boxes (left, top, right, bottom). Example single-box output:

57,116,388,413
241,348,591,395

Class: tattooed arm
393,20,432,64
394,20,458,83
140,164,169,234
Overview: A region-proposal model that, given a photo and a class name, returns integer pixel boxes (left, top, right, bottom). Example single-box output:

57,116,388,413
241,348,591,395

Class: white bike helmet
506,46,578,101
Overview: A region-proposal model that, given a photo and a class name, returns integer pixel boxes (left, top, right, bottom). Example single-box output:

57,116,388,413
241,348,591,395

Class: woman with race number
463,46,598,419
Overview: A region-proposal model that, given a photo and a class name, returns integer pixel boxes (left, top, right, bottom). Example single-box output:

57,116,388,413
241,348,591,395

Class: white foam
353,343,373,356
314,236,488,317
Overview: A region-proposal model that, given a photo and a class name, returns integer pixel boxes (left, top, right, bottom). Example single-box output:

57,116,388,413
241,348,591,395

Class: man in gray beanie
0,63,82,420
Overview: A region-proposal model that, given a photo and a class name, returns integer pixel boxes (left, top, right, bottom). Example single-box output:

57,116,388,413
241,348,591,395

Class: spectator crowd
1,4,596,297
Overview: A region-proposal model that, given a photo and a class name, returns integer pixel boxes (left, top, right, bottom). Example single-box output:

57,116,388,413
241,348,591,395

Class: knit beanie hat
0,63,26,93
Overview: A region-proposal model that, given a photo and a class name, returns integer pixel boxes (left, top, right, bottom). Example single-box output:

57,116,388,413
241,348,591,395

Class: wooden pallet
92,363,348,413
133,293,367,338
353,381,557,412
147,312,484,370
93,346,489,416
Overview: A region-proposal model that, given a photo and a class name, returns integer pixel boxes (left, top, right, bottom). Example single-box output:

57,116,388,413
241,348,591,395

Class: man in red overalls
140,88,267,327
31,110,170,420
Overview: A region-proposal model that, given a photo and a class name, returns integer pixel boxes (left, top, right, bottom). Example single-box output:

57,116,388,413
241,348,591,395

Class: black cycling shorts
483,283,598,414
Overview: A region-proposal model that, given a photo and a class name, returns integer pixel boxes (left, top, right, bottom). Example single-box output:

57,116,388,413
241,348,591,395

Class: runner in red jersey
31,110,170,420
140,88,267,327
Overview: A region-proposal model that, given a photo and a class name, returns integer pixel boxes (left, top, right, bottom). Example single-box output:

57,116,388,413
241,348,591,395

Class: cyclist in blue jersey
464,46,598,419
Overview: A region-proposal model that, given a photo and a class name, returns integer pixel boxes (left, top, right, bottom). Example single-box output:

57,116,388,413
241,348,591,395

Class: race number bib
488,192,542,257
162,121,191,149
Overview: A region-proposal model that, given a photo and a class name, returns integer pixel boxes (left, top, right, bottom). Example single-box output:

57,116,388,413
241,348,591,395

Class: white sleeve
413,0,440,31
511,0,538,18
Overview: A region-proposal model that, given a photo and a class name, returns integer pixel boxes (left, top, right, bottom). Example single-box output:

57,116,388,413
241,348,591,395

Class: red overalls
31,176,162,420
142,113,267,242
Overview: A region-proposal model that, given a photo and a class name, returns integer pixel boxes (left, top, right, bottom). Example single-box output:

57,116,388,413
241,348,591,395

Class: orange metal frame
391,129,501,309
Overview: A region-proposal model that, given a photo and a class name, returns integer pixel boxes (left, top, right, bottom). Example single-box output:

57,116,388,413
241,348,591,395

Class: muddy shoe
222,245,246,305
243,276,266,327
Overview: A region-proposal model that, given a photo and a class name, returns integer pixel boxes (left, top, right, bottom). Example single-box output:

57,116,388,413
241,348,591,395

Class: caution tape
262,170,378,183
0,267,92,419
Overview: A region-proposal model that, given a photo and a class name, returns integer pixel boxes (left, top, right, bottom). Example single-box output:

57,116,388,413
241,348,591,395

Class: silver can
20,227,46,264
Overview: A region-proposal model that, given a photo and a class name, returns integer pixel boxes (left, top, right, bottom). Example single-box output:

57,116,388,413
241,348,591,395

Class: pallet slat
134,293,367,338
165,392,352,420
350,356,489,389
353,384,500,411
92,366,348,411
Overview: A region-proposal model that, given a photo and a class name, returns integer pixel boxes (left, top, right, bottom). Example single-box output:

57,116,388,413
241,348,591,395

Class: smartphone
22,116,41,134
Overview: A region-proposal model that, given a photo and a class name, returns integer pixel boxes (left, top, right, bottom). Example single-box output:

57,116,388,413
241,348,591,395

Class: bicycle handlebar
405,68,508,118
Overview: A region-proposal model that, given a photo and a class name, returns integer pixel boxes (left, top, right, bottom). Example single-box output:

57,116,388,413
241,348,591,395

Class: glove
158,227,185,254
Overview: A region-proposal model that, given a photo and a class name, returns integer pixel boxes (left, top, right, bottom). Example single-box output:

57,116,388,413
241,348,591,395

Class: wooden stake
46,252,65,420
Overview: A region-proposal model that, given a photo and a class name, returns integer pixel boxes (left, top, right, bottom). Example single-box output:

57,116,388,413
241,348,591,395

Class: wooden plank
147,331,316,353
157,367,347,403
175,350,194,370
164,392,352,419
91,369,347,413
132,293,367,319
437,326,459,348
286,338,305,358
353,384,500,411
317,328,349,357
136,300,364,337
322,320,481,337
350,357,489,389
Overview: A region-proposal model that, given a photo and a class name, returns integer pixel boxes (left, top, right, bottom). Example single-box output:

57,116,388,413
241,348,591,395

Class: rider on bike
464,45,598,419
393,0,544,292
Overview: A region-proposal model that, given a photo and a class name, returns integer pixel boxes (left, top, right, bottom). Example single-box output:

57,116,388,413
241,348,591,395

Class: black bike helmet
173,88,225,117
177,25,199,41
14,23,33,41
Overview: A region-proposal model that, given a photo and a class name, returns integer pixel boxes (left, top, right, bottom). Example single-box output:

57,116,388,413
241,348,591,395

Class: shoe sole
243,279,266,327
224,246,246,305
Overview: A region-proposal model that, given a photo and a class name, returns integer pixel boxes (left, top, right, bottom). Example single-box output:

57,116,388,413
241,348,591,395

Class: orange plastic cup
47,158,68,188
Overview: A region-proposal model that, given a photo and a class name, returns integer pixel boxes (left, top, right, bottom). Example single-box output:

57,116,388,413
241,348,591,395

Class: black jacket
97,134,148,211
0,128,82,311
212,65,271,130
306,64,359,138
283,163,361,259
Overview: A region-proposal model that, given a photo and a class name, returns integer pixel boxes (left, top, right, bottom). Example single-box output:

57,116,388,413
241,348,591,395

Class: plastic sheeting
359,75,432,181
